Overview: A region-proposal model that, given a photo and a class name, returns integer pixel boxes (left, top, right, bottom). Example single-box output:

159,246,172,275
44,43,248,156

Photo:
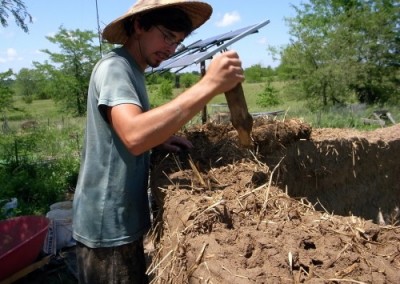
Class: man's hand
202,50,245,95
157,135,193,153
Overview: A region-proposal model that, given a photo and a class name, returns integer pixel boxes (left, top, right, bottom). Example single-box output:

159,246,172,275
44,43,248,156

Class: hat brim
102,1,212,44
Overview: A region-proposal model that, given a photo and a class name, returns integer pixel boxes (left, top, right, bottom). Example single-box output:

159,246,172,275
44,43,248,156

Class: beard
147,59,161,68
148,51,170,68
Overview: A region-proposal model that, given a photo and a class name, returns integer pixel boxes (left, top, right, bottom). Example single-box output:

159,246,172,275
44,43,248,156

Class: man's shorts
76,238,149,284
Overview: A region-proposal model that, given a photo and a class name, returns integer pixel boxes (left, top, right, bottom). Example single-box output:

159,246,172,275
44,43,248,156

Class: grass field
4,81,399,131
172,81,399,129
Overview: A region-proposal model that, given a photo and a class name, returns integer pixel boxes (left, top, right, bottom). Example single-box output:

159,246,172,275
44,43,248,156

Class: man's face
144,25,186,68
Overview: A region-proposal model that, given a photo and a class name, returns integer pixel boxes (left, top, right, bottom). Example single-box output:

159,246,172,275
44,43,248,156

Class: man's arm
107,50,244,156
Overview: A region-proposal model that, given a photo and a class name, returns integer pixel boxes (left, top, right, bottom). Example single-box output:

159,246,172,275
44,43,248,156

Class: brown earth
147,118,400,283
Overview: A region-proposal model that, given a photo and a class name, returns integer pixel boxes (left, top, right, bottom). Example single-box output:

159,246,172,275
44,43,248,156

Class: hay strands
187,243,208,277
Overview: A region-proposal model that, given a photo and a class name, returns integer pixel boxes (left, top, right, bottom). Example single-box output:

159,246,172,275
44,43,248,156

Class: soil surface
11,118,400,284
148,118,400,284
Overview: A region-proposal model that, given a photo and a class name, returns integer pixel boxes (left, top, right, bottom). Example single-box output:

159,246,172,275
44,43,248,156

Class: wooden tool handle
224,83,253,148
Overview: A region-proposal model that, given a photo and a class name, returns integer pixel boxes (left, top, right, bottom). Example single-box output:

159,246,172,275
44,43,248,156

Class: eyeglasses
155,26,184,50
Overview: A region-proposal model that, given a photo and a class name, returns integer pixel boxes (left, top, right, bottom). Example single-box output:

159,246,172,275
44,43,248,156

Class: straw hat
102,0,212,44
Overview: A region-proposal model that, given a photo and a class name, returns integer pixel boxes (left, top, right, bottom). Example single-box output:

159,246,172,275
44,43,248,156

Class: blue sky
0,0,305,73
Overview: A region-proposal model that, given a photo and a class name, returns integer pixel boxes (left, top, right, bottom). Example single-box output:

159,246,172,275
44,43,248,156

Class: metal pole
95,0,103,56
200,61,207,124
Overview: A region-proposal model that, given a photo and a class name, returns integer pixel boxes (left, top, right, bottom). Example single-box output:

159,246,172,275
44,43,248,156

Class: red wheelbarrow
0,215,50,282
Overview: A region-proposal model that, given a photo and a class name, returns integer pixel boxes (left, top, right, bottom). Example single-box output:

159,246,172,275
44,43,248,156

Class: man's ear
133,18,144,36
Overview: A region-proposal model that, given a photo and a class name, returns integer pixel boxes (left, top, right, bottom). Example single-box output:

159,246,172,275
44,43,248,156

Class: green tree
180,72,199,88
159,71,174,82
14,67,54,102
0,69,15,113
245,64,264,83
14,68,35,103
277,0,399,108
39,26,100,115
0,0,32,32
244,64,276,83
146,73,160,85
30,63,55,100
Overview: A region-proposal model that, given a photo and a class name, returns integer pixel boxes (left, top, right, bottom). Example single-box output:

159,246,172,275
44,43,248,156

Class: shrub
256,81,280,107
180,73,199,88
157,80,173,101
0,123,81,218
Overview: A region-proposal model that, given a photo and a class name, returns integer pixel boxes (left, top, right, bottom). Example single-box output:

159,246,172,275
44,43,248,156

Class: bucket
43,201,75,254
49,201,73,211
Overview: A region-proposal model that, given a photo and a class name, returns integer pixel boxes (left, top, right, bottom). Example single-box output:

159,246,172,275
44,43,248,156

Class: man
72,0,244,283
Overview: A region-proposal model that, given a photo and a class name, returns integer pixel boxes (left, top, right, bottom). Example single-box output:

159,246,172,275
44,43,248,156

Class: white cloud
258,37,268,45
216,11,241,27
7,48,18,59
0,48,22,66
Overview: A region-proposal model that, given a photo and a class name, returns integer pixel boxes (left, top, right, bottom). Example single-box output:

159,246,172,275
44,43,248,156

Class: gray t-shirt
73,47,151,248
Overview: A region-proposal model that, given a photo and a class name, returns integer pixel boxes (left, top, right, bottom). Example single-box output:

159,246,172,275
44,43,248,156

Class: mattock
221,48,253,148
194,20,270,148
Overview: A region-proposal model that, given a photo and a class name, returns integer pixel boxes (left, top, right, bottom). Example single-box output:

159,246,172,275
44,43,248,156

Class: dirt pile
148,118,400,283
